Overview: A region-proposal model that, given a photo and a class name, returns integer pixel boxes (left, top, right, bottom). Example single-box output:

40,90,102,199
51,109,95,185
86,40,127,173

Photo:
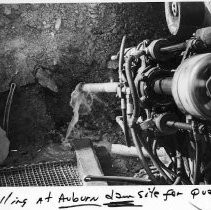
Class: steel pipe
110,144,170,161
153,77,173,95
84,175,153,185
166,121,192,130
80,82,119,93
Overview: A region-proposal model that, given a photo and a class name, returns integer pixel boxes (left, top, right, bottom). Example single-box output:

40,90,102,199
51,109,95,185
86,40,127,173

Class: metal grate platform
0,161,83,186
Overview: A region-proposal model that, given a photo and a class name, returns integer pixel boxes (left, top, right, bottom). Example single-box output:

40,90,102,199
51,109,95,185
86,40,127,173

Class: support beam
72,138,107,186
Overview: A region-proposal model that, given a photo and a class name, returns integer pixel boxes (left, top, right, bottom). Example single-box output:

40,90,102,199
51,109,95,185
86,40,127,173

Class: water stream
62,87,93,146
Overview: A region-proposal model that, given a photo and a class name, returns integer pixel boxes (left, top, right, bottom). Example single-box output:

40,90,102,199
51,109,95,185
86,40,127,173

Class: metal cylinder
153,77,172,95
172,53,211,121
155,113,178,134
84,175,152,185
147,39,174,61
160,42,186,53
80,82,119,93
166,121,192,130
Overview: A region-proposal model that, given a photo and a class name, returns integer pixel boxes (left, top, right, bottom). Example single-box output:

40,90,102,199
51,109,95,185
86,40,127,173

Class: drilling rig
76,2,211,185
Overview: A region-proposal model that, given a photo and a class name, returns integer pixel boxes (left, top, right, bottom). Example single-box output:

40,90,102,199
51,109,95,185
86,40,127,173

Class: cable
122,36,185,184
152,138,191,185
124,50,170,184
123,49,160,183
130,125,160,184
137,132,173,184
3,83,16,134
152,139,175,174
192,122,201,185
125,55,141,124
172,137,182,185
173,153,182,185
121,96,131,146
119,36,131,146
119,35,126,82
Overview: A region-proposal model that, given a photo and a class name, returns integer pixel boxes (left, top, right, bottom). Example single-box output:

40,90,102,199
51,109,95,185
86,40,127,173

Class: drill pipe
80,82,119,93
80,78,173,95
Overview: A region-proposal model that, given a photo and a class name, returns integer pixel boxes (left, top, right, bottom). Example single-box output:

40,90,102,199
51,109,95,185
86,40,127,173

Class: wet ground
2,110,145,185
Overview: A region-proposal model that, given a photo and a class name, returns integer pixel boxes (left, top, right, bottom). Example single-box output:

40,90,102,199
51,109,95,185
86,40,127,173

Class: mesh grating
0,161,83,186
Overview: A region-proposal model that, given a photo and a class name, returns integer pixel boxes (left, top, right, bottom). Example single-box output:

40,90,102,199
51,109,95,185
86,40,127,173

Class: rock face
0,127,10,164
0,3,168,91
7,85,55,148
0,3,168,146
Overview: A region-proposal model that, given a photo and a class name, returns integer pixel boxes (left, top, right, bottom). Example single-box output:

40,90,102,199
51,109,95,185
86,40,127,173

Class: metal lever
84,175,153,185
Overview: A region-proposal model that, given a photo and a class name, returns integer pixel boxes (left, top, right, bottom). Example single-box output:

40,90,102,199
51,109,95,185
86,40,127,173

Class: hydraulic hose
125,55,141,124
192,125,201,185
124,52,163,184
119,36,131,146
172,136,182,185
124,42,174,184
130,125,160,184
119,35,126,82
173,150,182,185
137,133,173,184
152,139,190,185
121,97,131,147
193,141,200,184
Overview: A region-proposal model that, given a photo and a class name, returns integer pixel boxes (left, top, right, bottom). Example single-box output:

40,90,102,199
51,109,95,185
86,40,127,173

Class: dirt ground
2,90,144,182
0,3,168,181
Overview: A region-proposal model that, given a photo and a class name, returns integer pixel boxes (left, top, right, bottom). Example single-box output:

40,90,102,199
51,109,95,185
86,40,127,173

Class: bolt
171,2,179,17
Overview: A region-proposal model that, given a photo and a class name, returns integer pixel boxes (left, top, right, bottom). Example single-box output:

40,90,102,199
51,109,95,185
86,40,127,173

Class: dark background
0,3,168,167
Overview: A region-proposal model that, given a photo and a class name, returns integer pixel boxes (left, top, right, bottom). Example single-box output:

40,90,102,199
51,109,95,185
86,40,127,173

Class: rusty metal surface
0,161,82,186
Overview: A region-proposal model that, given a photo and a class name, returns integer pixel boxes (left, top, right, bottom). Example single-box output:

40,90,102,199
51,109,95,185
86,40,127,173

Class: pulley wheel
172,53,211,121
165,2,205,39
